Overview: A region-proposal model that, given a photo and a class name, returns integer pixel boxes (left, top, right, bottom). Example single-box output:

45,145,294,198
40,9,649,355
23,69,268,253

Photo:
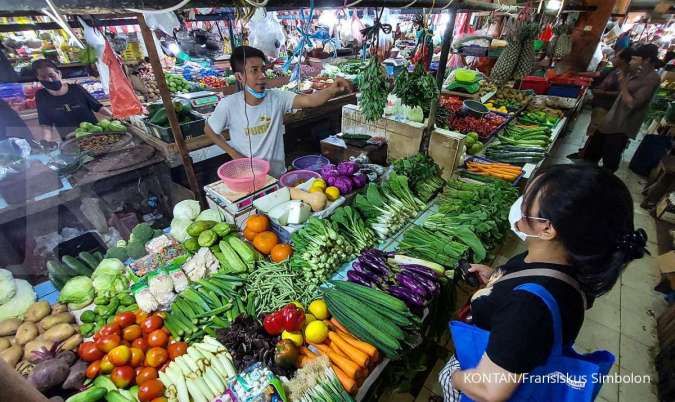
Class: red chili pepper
280,304,305,332
263,311,285,335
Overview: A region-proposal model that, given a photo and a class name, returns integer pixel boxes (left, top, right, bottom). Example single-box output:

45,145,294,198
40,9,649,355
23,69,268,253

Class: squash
289,187,327,212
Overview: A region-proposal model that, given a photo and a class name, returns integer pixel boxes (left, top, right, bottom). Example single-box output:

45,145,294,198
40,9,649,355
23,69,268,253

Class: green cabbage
170,217,192,242
0,279,35,321
173,199,201,221
0,269,16,305
197,208,223,222
91,259,128,297
59,276,94,308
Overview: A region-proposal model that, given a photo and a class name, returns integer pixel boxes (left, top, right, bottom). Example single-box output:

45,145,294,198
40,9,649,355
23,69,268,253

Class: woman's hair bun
617,228,649,261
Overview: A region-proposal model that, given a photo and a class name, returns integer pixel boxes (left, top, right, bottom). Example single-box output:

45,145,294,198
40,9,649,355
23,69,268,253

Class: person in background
582,44,661,172
568,47,634,160
0,98,31,141
439,164,647,402
32,59,112,142
205,46,351,177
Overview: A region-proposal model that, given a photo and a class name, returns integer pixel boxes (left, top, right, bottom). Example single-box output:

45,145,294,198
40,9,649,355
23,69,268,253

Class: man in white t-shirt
206,46,352,176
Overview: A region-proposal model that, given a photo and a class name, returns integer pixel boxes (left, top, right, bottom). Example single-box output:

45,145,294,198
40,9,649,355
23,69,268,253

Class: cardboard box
656,193,675,224
657,251,675,290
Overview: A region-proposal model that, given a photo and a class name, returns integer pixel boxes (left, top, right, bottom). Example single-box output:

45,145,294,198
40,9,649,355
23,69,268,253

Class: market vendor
205,46,352,177
32,59,112,142
440,164,647,401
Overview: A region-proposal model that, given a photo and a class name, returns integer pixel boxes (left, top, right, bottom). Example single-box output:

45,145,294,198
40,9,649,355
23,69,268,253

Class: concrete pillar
564,0,618,71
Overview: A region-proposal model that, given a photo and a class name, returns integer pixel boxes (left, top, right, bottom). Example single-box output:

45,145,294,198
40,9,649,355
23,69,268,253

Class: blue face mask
245,85,267,99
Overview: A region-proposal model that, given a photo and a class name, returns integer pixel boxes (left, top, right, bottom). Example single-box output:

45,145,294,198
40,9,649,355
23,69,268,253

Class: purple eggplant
363,248,388,259
358,255,390,276
399,264,438,281
396,274,430,300
387,285,426,308
347,270,374,287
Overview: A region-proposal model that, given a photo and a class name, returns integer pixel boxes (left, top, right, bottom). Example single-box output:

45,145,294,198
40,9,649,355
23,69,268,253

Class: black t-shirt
36,83,102,138
0,99,31,140
470,253,588,374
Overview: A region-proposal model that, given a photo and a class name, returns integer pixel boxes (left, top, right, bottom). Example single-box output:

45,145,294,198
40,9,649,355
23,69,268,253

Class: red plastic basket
518,76,550,95
217,158,270,193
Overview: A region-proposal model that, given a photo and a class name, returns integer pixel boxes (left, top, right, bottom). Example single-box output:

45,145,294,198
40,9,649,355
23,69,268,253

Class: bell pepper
274,339,299,369
263,311,285,335
280,304,305,332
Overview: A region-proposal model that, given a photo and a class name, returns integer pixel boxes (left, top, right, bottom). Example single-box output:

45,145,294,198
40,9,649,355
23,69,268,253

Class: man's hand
293,77,353,109
468,264,494,285
331,77,353,95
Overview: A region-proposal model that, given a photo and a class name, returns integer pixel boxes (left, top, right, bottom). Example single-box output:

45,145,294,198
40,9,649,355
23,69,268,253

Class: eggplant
399,264,438,280
347,270,374,287
387,285,426,308
396,273,430,300
363,248,388,259
358,254,390,276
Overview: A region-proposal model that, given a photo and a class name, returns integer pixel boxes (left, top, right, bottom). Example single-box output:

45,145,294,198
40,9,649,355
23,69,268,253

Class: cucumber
46,260,72,285
62,255,93,276
48,272,65,290
93,251,104,261
65,386,107,402
78,251,100,270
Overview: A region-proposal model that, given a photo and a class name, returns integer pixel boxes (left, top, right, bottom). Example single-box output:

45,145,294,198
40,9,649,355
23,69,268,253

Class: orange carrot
337,331,379,360
330,318,349,333
312,343,363,379
299,346,317,358
329,340,350,359
332,365,358,394
329,332,369,368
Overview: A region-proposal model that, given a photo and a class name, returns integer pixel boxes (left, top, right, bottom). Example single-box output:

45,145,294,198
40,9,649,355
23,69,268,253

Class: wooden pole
420,9,457,153
136,14,204,207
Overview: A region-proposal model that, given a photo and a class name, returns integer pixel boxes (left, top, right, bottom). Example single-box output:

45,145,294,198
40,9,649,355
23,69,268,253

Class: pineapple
490,23,524,83
513,23,540,80
553,24,573,59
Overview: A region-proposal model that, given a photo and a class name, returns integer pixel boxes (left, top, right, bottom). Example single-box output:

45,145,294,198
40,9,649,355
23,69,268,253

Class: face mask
40,80,62,91
508,196,548,241
245,85,266,99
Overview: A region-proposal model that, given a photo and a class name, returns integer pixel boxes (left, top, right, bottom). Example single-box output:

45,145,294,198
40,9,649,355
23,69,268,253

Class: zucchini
78,251,100,270
93,251,104,261
62,255,93,276
65,386,107,402
218,241,247,273
226,236,256,267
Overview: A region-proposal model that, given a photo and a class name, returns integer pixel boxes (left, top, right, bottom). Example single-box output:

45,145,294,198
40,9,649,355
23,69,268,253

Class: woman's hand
468,264,494,285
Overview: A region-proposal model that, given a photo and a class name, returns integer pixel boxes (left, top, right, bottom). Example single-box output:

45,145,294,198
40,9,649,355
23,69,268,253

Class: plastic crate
518,76,550,95
547,84,582,98
460,45,488,57
145,116,205,143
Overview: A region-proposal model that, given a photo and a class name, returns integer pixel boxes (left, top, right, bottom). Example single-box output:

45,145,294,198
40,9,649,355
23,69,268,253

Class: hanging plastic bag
78,17,110,94
102,41,143,118
540,24,554,42
338,10,353,45
248,9,286,59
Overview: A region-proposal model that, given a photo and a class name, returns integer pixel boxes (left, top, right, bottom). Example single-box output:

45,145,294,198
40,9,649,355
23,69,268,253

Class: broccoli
105,246,129,261
131,223,154,243
126,240,147,260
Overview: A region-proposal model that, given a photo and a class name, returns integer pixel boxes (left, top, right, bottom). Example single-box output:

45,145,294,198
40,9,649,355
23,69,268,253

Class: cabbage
58,276,94,308
351,173,367,189
91,259,127,297
0,279,35,321
0,269,16,305
170,217,192,242
333,176,353,194
337,161,358,176
196,208,223,222
173,199,201,221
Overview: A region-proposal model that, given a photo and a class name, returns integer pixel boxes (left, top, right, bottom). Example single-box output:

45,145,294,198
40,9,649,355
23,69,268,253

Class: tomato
147,329,168,348
114,312,137,328
144,347,168,368
108,345,131,366
123,324,142,341
111,366,135,389
99,323,121,337
138,379,165,402
141,315,164,334
100,354,114,374
167,342,188,360
96,334,121,353
78,341,104,362
151,398,168,402
135,310,149,324
130,347,145,367
132,338,148,352
135,367,158,385
86,360,101,379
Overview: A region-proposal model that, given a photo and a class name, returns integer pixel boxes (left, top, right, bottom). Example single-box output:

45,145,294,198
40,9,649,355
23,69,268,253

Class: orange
246,214,269,233
270,244,293,263
243,227,258,241
252,231,278,255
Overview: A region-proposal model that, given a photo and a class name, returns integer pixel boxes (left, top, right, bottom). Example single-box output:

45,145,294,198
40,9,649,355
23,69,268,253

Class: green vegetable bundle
398,225,469,267
330,206,377,253
246,261,319,316
358,58,388,122
392,63,439,115
392,154,446,202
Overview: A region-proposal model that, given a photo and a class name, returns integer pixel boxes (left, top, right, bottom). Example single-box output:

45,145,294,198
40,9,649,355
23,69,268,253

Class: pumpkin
246,214,269,233
252,231,279,255
270,244,293,263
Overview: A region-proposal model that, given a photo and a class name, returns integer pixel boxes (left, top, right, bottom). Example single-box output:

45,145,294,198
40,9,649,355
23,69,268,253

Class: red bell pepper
280,304,305,332
263,311,285,335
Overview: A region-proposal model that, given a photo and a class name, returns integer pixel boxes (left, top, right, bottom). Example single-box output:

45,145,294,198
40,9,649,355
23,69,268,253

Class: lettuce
91,259,127,297
196,208,223,222
0,279,35,321
173,199,201,221
58,276,94,308
0,269,16,305
170,217,192,242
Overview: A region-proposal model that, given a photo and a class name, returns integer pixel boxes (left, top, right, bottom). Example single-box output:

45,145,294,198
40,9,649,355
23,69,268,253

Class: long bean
245,261,318,315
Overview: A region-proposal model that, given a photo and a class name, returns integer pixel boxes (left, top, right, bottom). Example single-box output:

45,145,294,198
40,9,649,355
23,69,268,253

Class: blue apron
450,283,615,402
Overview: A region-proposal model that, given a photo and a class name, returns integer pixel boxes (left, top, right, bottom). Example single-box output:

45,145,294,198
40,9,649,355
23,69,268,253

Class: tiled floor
383,108,667,401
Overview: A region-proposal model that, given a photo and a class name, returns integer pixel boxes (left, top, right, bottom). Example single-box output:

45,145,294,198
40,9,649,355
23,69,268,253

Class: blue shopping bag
450,283,615,402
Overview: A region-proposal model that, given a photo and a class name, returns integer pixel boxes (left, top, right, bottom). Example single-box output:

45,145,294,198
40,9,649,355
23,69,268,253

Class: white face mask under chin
509,196,547,241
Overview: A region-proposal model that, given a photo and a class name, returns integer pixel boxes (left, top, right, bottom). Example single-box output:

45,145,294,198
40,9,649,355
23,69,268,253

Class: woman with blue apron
439,164,648,402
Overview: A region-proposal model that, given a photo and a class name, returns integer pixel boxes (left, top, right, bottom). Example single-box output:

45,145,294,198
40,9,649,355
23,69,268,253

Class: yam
0,318,21,336
25,301,51,322
28,358,70,391
0,345,22,367
14,321,38,345
56,350,77,366
59,334,82,351
43,323,75,342
50,303,68,314
62,360,87,390
0,337,9,351
24,339,54,362
39,312,74,330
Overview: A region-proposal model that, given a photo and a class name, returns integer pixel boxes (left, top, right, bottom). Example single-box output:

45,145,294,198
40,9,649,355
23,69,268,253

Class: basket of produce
449,111,508,142
71,119,127,138
145,101,206,143
60,132,133,157
218,158,270,193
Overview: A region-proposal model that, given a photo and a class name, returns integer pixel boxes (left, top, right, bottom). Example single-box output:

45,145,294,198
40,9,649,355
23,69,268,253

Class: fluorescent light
546,0,562,11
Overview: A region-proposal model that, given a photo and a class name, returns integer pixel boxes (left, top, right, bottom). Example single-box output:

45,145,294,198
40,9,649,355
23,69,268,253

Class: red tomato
135,367,158,385
130,347,145,367
135,366,143,378
141,315,163,334
86,360,101,379
144,347,168,368
151,398,168,402
138,379,165,402
108,345,131,366
146,329,168,348
96,334,121,353
132,338,148,352
99,323,121,337
100,354,114,374
167,342,188,360
114,312,137,328
111,366,135,389
79,341,104,362
135,310,149,325
123,324,142,341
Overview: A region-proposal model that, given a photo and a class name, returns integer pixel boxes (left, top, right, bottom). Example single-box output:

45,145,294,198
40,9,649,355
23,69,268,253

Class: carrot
337,331,380,361
330,318,349,333
312,343,364,380
329,332,369,368
332,365,358,394
299,346,317,358
329,339,350,359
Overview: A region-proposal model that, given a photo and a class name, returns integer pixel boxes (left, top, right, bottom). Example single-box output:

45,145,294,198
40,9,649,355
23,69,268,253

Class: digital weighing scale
175,91,220,117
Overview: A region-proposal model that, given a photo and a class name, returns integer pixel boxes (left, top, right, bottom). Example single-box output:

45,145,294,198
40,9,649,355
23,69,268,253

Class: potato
39,312,74,330
50,303,68,314
25,301,51,322
0,318,21,336
0,345,22,367
0,337,9,351
59,334,82,351
14,322,38,346
24,339,54,362
42,323,75,343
